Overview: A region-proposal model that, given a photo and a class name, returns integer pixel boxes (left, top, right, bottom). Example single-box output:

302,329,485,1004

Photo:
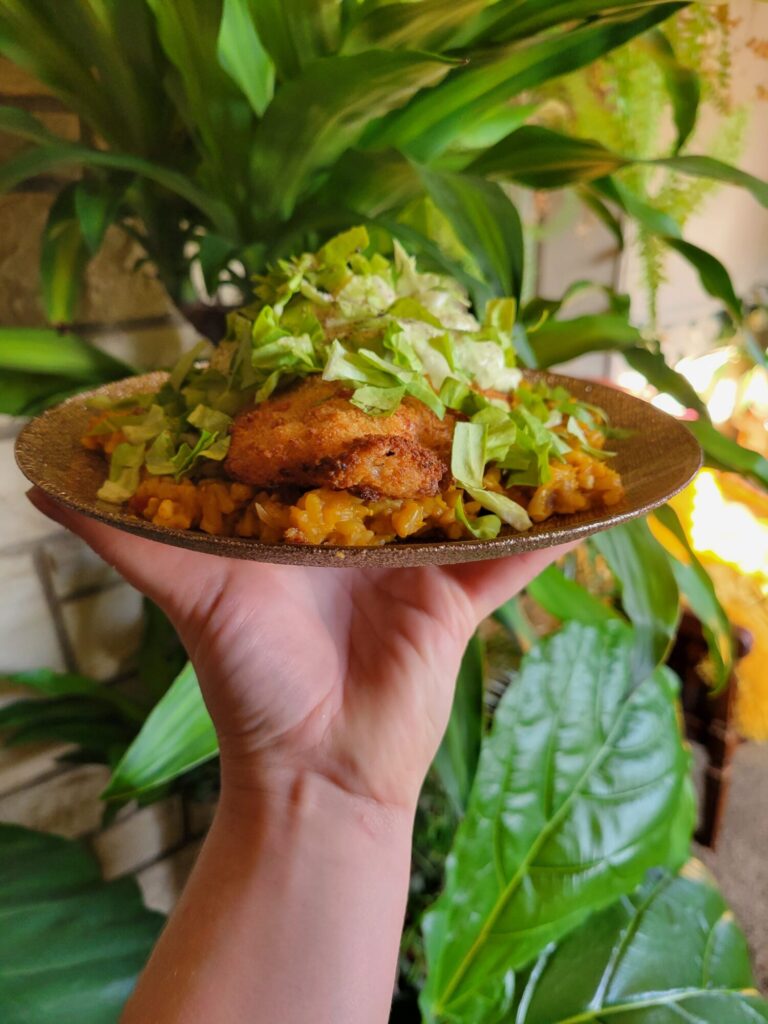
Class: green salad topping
86,226,614,537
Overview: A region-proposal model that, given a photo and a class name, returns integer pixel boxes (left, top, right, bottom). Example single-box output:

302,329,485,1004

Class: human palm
31,489,565,808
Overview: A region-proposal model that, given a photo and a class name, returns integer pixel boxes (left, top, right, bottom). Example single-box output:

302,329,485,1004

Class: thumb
27,487,229,623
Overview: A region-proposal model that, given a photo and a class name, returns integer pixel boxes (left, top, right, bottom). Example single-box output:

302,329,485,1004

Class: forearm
122,768,414,1024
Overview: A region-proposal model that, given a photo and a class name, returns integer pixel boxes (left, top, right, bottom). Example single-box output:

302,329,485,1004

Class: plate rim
15,370,703,568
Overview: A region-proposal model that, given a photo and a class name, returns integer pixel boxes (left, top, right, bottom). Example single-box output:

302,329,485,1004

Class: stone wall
0,56,203,912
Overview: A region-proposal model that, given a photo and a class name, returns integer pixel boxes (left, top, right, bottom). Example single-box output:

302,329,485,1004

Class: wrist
217,757,417,848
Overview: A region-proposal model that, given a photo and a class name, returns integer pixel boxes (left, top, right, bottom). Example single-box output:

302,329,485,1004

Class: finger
445,541,579,622
26,487,229,618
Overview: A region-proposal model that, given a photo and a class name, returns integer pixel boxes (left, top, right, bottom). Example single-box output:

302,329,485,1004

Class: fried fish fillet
224,377,455,499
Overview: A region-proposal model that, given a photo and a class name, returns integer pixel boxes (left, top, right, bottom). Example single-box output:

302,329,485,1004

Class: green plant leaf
595,175,683,238
474,127,768,215
688,419,768,492
513,866,768,1023
366,6,684,161
453,0,688,48
1,668,145,723
528,314,644,367
146,0,254,183
251,51,454,221
217,0,274,116
137,600,188,702
249,0,342,79
652,504,733,691
527,564,622,624
74,178,126,254
663,237,742,320
623,345,710,418
521,280,630,329
0,327,131,381
0,106,236,236
470,126,627,187
418,168,524,308
342,0,488,54
0,1,169,154
592,519,680,681
577,185,625,247
444,103,539,160
0,822,163,1024
40,184,91,324
433,633,485,815
661,154,768,209
492,597,539,651
420,621,694,1024
0,370,85,416
103,662,217,802
642,28,700,153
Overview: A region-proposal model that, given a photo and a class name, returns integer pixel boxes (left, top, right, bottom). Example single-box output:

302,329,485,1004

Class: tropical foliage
0,822,163,1023
1,1,767,1021
1,0,767,485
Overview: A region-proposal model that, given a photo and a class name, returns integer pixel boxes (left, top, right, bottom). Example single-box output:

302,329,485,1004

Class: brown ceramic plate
15,370,702,568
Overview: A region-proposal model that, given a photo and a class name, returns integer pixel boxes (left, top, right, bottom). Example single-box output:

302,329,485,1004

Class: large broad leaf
593,519,680,681
103,661,217,802
365,6,684,161
250,51,453,221
652,504,734,691
527,564,622,624
418,169,524,308
433,633,485,815
420,621,695,1024
688,419,768,492
513,866,768,1023
0,823,163,1023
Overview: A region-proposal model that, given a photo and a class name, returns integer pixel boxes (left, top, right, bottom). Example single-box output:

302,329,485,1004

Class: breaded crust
321,434,446,499
224,377,454,498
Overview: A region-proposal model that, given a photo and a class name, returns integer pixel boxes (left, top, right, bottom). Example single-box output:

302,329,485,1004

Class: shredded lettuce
187,404,232,436
455,493,502,539
121,404,168,443
350,385,406,415
451,421,532,531
90,226,616,536
168,340,211,391
145,431,177,476
98,443,146,504
465,485,532,532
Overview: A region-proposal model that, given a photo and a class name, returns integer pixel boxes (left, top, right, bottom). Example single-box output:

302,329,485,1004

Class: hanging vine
540,2,761,324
